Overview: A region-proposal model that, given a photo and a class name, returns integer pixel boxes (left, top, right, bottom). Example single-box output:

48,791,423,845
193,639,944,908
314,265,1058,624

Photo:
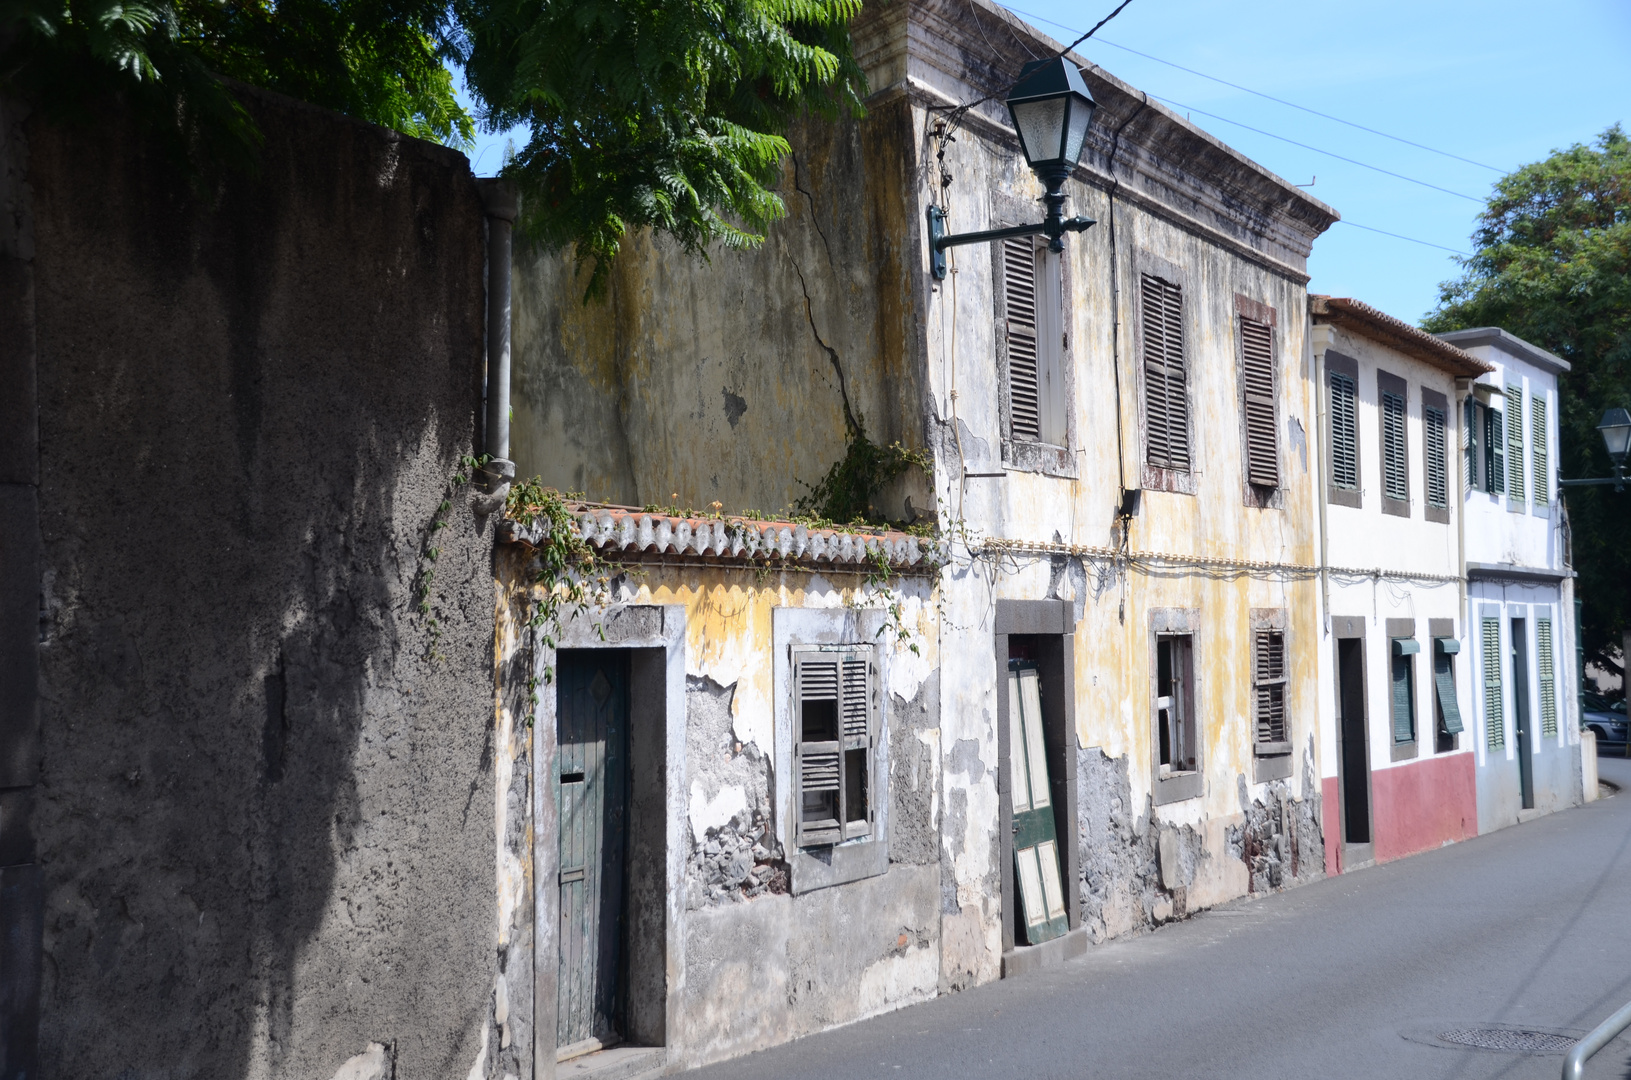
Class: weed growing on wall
797,431,930,527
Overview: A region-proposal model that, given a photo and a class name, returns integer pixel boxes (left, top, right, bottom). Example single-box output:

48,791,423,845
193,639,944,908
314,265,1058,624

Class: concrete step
558,1045,666,1080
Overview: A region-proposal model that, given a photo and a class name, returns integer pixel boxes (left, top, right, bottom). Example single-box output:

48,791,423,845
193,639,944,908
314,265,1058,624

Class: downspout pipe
476,179,519,504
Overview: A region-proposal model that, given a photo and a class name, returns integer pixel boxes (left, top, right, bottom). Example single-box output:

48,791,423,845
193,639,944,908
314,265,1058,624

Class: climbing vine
796,430,931,528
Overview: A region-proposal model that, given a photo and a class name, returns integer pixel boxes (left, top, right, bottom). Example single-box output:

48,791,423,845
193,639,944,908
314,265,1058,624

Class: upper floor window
1141,274,1190,477
998,235,1066,449
1239,316,1279,490
1531,394,1550,505
1505,384,1526,504
1378,370,1409,516
1327,352,1361,509
1423,387,1450,523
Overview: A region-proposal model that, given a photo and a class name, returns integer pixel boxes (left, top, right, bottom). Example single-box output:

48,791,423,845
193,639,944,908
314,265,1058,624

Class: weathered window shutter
1330,371,1358,490
1381,390,1408,502
1425,406,1448,508
1433,639,1464,735
1481,618,1504,749
1486,407,1505,494
1537,618,1557,738
1240,318,1278,488
1253,629,1288,750
1142,275,1190,472
1505,386,1525,501
840,652,875,840
1531,395,1549,504
1003,237,1041,443
794,652,843,847
1464,397,1479,492
1390,639,1417,743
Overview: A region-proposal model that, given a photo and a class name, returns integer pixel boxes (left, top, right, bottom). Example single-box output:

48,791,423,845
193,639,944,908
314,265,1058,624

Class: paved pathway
690,757,1631,1080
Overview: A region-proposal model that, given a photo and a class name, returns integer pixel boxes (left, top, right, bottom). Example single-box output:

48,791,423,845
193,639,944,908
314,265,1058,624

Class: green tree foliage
454,0,866,294
1,0,472,162
1423,124,1631,668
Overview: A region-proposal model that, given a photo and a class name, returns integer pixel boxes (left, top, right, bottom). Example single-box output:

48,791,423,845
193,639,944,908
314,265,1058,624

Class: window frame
1378,369,1410,518
1430,617,1463,754
1136,252,1196,495
1422,386,1450,524
1150,608,1202,805
791,644,877,847
1326,351,1362,509
1251,608,1292,781
1387,619,1419,761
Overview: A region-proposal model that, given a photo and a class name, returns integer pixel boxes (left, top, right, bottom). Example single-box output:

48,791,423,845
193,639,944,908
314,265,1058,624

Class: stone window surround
773,606,891,895
1149,607,1203,806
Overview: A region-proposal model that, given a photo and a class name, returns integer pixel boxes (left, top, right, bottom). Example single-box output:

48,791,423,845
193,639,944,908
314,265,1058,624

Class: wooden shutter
840,652,875,840
793,652,843,846
1486,407,1505,494
1481,618,1504,749
1537,618,1557,738
1253,629,1288,749
1391,650,1415,743
1433,641,1464,735
1141,275,1190,472
1464,397,1479,492
1425,406,1448,508
1532,395,1549,504
1003,237,1041,443
1240,318,1278,488
1381,390,1408,501
1505,386,1525,501
1330,371,1358,490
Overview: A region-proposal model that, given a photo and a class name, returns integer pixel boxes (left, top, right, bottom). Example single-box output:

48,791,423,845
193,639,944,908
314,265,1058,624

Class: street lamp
1560,407,1631,493
927,57,1099,280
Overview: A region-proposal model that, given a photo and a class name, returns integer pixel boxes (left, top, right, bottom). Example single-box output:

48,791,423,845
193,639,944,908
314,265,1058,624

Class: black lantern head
1598,407,1631,466
1005,56,1098,175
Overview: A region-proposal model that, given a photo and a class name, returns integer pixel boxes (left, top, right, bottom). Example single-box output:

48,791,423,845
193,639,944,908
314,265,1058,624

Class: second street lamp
927,56,1098,280
1560,407,1631,493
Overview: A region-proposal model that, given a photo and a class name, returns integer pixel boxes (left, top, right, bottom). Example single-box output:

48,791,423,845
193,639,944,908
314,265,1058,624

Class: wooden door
556,651,630,1056
1008,662,1068,944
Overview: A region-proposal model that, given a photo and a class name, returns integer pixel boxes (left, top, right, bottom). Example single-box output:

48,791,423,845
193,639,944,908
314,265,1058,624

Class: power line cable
1331,219,1470,256
1003,5,1505,174
1148,93,1484,202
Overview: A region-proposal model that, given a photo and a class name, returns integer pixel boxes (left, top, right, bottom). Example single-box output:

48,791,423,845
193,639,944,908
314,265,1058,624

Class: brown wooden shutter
1142,275,1189,471
1254,629,1288,749
1240,317,1278,488
794,652,843,846
1003,237,1041,443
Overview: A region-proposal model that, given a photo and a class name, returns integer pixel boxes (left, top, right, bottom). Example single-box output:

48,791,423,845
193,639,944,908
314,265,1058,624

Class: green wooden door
556,651,630,1055
1008,662,1068,944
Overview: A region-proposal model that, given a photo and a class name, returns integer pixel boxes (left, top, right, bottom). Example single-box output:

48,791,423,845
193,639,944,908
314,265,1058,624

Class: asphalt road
691,757,1631,1080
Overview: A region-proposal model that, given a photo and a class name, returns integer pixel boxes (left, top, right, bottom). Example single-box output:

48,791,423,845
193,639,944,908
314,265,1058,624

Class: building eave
1433,327,1572,375
1310,296,1494,378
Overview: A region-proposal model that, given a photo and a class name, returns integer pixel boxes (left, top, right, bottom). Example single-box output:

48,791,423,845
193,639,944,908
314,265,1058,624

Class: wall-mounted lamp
927,57,1099,280
1560,407,1631,493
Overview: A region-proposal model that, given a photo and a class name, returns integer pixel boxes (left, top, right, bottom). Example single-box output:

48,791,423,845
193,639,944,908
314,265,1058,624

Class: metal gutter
476,179,518,500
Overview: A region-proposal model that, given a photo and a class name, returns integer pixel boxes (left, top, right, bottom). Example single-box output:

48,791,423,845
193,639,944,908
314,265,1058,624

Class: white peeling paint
464,1020,489,1080
689,780,748,843
855,946,939,1017
330,1044,390,1080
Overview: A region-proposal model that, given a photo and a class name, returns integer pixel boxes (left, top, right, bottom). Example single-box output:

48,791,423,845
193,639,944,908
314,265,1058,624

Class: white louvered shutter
840,651,875,840
1003,237,1041,443
1241,318,1278,488
794,652,843,846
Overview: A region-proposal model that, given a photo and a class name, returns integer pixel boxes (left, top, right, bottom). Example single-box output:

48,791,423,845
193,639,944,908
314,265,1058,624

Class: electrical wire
1148,93,1484,203
1002,6,1505,174
1332,219,1470,257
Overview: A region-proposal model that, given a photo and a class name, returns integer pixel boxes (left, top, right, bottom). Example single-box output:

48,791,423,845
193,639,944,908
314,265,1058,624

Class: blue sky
458,0,1631,326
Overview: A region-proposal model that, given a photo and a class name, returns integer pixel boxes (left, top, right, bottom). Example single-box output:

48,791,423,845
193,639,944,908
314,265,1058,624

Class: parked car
1583,691,1628,750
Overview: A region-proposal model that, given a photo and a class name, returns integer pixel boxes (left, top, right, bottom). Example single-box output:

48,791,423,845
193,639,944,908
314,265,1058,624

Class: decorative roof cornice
497,504,942,575
1311,295,1494,377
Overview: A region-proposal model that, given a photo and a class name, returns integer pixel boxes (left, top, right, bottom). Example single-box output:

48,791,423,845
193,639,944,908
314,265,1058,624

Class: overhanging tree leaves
1423,124,1631,669
454,0,866,295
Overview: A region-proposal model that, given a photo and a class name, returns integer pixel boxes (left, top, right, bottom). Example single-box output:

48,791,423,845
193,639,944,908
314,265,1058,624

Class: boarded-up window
1424,405,1448,508
1142,275,1189,472
1240,317,1278,488
1382,389,1408,503
793,647,876,847
1481,618,1504,750
1485,406,1506,494
1532,395,1550,505
1537,617,1557,737
1505,385,1526,502
1331,370,1358,491
1391,638,1419,744
1253,629,1288,752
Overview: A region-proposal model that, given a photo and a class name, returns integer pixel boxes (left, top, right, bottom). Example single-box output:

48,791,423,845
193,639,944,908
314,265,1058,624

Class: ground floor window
1157,634,1196,775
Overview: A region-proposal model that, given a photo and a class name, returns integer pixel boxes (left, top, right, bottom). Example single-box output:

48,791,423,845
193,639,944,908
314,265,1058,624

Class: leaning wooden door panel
556,651,630,1053
1009,663,1068,944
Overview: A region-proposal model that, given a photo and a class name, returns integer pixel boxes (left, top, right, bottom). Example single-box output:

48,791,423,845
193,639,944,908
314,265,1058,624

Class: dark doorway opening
1511,619,1535,810
1337,637,1371,845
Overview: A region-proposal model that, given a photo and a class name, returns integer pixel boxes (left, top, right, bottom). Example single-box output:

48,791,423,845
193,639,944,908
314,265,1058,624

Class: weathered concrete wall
509,101,929,517
20,91,502,1078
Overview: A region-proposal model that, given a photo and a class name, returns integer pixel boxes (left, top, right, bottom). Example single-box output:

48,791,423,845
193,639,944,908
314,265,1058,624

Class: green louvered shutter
1330,371,1359,491
1391,647,1415,743
1433,641,1464,735
1425,406,1448,508
1482,618,1504,749
1537,618,1557,737
1532,396,1550,505
1505,386,1525,502
1464,397,1478,492
1487,408,1505,494
1382,391,1408,501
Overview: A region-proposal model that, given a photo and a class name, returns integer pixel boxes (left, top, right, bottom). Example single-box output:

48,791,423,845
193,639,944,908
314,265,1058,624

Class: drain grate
1437,1028,1578,1054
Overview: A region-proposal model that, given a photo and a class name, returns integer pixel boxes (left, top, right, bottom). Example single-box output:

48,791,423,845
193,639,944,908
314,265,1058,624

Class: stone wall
5,89,501,1079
